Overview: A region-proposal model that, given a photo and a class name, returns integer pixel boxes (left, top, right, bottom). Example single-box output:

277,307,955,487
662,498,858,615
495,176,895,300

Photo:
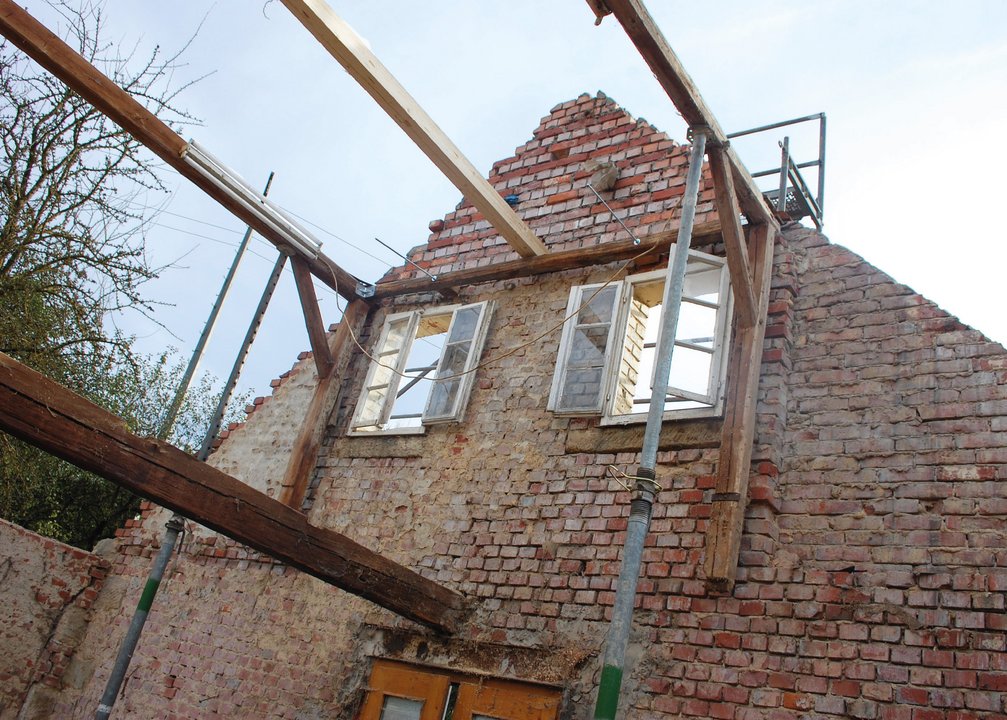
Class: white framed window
351,301,493,434
549,245,732,423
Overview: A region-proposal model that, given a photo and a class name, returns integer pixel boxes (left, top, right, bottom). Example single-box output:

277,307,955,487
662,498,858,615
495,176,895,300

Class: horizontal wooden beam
599,0,776,226
704,223,776,590
281,0,548,258
708,146,756,328
373,220,723,299
0,351,468,633
0,0,363,301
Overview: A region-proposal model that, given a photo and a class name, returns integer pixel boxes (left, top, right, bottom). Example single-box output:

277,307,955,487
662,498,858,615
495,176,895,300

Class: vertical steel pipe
817,114,827,216
158,173,274,440
95,176,280,720
594,129,708,720
197,251,287,460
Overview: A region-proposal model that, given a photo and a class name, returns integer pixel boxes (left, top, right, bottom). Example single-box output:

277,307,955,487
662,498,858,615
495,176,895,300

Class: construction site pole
95,174,277,720
158,173,275,440
593,129,708,720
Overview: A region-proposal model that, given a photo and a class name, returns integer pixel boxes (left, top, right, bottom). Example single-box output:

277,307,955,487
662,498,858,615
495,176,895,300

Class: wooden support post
0,0,363,301
597,0,775,226
373,221,723,300
280,299,369,509
291,257,335,379
0,351,468,633
704,223,776,590
708,146,757,328
280,0,548,258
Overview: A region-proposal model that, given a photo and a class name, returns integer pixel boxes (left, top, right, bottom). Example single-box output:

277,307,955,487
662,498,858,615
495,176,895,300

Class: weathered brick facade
6,93,1007,718
0,518,109,720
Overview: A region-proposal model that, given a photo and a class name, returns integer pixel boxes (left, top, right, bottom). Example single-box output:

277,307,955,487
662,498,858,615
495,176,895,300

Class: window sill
347,425,427,437
598,403,722,426
565,417,722,453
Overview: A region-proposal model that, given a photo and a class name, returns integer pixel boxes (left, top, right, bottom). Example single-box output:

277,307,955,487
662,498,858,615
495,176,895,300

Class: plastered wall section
0,518,108,720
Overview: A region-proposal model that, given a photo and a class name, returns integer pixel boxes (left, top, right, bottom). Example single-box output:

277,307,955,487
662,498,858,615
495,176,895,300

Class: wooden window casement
358,660,561,720
550,245,732,424
350,301,494,434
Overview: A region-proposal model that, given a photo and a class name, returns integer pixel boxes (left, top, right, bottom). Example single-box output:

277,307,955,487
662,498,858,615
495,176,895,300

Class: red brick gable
382,92,719,283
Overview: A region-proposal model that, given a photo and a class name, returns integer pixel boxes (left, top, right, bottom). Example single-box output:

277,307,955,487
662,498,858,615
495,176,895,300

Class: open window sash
646,247,732,407
548,283,623,414
423,301,493,424
351,311,419,430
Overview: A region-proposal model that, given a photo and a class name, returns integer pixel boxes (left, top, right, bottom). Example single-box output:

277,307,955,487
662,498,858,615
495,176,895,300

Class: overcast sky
24,1,1007,407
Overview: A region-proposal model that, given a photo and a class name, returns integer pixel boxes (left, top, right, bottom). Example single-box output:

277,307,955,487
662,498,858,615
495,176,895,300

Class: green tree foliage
0,351,244,549
0,3,242,548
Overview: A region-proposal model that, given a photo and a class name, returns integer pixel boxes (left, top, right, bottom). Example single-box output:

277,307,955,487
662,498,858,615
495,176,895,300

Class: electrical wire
325,237,665,384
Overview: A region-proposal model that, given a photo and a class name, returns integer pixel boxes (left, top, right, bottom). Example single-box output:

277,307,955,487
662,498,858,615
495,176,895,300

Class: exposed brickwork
0,518,108,719
27,97,1007,719
382,92,718,283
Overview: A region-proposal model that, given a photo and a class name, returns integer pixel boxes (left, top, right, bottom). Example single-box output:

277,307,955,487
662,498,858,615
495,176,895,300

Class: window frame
349,301,493,435
550,245,734,425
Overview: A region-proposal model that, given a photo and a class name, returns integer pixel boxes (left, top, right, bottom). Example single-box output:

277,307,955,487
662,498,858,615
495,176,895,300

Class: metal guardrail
728,112,826,228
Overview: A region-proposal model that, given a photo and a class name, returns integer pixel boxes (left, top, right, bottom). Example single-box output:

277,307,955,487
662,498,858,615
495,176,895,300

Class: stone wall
0,518,108,720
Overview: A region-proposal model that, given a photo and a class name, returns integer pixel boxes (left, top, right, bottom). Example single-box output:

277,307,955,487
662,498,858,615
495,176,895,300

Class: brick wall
0,518,108,720
38,95,1007,719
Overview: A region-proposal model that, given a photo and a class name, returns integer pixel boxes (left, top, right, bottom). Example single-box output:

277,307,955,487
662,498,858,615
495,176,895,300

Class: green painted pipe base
594,664,624,719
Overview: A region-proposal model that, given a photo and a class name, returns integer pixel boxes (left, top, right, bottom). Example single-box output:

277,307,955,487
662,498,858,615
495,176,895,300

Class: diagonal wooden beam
704,223,776,590
596,0,776,226
373,221,724,299
0,351,468,633
0,0,364,301
281,299,370,510
291,257,335,379
280,0,548,258
708,146,757,328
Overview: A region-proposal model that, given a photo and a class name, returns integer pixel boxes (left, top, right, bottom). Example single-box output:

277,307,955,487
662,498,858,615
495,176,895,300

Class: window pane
561,367,605,410
669,345,713,396
380,696,423,720
383,317,412,353
568,326,609,368
427,378,461,418
683,263,722,302
578,286,617,325
448,306,481,342
439,342,471,375
677,302,717,347
359,385,390,426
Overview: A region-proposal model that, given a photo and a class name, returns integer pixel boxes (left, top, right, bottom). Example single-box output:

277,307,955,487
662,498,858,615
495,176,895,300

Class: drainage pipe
593,129,708,720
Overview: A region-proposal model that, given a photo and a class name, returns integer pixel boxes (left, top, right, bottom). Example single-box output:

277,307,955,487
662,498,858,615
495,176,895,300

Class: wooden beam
704,223,776,590
708,146,757,328
0,0,363,301
0,351,468,633
291,257,335,379
280,0,548,258
599,0,776,226
281,299,370,509
373,220,723,299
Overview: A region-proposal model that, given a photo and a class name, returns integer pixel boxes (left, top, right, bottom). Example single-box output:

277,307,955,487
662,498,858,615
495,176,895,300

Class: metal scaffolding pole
593,129,708,720
95,173,278,720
